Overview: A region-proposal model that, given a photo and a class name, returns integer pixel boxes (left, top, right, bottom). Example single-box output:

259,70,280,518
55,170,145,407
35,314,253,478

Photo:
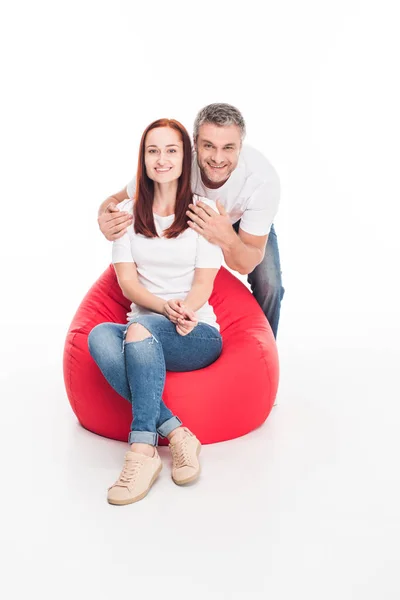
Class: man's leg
233,221,285,338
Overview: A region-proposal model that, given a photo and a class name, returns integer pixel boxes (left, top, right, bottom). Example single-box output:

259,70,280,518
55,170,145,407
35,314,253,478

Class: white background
1,1,400,598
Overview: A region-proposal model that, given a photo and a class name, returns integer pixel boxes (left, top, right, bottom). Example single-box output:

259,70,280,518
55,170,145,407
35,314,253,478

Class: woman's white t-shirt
112,195,223,331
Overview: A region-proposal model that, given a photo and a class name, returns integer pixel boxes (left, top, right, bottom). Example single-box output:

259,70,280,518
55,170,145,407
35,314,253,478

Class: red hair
133,118,192,238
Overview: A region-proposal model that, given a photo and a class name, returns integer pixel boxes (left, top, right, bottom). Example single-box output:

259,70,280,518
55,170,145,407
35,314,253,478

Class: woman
88,119,223,506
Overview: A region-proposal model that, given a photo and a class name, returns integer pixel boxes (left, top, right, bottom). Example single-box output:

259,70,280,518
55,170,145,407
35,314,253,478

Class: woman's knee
125,322,152,343
88,323,108,354
88,322,122,359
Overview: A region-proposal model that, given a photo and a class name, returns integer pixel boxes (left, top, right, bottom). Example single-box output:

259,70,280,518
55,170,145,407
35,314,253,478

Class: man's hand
186,200,236,248
98,202,133,241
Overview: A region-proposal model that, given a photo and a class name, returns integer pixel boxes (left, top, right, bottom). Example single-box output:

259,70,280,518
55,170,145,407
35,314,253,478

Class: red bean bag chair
63,266,279,445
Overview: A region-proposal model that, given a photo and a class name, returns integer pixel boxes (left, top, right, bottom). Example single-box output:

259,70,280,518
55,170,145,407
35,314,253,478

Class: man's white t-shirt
126,145,280,237
112,196,223,331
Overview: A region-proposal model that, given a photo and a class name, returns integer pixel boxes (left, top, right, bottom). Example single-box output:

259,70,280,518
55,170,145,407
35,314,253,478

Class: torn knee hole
125,323,152,343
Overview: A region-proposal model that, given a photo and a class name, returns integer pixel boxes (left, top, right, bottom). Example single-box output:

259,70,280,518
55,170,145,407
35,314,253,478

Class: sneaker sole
108,462,163,506
172,442,201,486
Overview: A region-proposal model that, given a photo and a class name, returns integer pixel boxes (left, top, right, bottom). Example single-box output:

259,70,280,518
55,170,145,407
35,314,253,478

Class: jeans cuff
157,416,182,438
128,431,158,446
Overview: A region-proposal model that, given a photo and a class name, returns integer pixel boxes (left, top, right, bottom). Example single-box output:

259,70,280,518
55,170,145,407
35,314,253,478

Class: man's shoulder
239,144,278,183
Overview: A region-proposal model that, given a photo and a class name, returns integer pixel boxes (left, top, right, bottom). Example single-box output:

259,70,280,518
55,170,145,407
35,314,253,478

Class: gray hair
193,103,246,141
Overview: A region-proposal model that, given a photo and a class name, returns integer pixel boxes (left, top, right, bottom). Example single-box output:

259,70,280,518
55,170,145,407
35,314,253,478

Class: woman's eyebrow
146,144,180,148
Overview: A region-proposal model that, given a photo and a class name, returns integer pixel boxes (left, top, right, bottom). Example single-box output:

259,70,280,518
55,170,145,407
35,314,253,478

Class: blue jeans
233,221,285,338
88,314,223,446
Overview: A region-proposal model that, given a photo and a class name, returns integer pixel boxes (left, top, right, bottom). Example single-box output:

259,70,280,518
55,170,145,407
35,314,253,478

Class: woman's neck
153,181,178,216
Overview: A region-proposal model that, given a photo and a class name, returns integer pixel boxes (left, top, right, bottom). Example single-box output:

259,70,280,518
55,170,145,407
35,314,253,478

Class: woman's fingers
176,324,188,336
177,318,198,334
177,303,196,321
164,303,181,322
167,300,184,320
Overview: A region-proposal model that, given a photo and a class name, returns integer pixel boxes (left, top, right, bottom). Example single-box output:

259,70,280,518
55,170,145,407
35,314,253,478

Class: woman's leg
126,314,222,435
124,315,222,485
87,321,178,438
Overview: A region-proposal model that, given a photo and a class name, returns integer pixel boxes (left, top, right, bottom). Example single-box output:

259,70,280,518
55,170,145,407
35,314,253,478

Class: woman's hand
175,301,198,336
162,299,198,335
162,299,186,323
176,313,198,336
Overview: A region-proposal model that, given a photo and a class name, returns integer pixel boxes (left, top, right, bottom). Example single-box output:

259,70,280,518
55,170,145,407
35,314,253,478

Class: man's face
195,123,242,187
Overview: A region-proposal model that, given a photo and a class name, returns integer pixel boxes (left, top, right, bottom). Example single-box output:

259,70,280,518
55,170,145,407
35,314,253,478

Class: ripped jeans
88,314,223,446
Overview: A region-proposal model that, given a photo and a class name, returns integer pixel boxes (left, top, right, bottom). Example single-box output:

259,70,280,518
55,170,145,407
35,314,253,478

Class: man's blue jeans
233,221,285,338
88,314,223,446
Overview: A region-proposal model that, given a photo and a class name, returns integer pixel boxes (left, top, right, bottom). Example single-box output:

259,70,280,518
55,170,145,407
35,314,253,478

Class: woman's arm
183,267,220,312
114,262,166,315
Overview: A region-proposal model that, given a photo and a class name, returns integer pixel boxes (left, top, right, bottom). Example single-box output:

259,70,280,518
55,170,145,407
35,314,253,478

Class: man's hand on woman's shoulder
98,187,133,241
98,202,133,241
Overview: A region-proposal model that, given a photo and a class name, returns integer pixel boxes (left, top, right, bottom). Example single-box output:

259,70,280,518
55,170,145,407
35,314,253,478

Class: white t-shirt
112,196,223,331
126,145,280,236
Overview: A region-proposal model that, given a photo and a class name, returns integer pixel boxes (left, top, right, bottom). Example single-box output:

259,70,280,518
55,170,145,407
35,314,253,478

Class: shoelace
113,457,143,488
171,437,193,469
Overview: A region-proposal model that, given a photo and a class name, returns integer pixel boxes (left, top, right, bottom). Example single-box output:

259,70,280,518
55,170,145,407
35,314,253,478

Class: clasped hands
162,299,198,336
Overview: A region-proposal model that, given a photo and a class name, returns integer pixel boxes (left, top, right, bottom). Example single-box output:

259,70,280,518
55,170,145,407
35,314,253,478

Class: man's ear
193,136,198,152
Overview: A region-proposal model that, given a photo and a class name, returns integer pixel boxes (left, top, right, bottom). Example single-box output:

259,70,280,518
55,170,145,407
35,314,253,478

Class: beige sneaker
107,448,162,505
169,427,201,485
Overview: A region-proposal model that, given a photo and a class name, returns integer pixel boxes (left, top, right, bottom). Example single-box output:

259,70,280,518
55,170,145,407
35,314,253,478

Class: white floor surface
2,301,399,600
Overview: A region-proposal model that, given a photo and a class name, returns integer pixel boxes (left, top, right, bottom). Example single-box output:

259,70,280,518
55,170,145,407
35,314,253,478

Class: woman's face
144,127,184,183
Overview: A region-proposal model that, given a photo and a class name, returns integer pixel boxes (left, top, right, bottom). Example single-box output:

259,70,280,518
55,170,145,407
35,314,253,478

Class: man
98,103,285,338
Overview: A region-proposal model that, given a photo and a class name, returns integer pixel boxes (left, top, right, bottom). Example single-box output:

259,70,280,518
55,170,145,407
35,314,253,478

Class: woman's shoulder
117,198,134,214
192,194,220,215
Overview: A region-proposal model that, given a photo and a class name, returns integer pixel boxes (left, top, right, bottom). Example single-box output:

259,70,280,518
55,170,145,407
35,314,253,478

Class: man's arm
222,228,268,276
186,199,268,276
97,187,133,241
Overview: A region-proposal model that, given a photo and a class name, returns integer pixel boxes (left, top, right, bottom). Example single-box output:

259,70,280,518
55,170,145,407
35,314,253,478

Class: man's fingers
105,213,132,226
187,220,203,233
194,202,214,218
186,209,207,226
216,199,227,215
109,224,129,236
188,203,212,220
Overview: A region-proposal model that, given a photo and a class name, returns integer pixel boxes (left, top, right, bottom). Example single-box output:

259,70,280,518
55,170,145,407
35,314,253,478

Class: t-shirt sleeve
126,176,136,199
239,175,280,236
112,232,134,264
